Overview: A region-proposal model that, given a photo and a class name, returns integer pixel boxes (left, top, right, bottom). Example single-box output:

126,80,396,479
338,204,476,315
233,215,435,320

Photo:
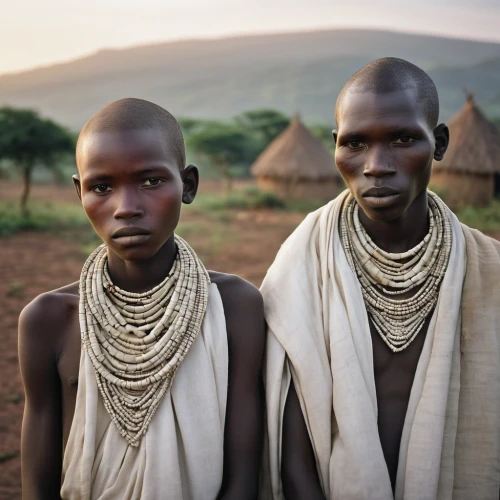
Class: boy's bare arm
211,274,266,500
282,381,326,500
19,294,65,500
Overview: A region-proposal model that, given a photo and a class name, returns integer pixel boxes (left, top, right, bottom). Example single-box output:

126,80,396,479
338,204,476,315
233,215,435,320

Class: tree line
181,109,334,190
0,106,335,212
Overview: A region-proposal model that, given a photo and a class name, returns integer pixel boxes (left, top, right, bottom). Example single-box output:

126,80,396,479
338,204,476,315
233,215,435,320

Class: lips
112,226,151,239
362,187,400,198
361,187,401,209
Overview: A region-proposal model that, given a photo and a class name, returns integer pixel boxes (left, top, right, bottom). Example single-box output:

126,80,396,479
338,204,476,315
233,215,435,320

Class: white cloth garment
261,190,500,499
61,283,228,500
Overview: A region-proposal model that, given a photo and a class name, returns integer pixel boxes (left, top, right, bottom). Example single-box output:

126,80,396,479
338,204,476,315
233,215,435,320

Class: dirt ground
0,181,304,499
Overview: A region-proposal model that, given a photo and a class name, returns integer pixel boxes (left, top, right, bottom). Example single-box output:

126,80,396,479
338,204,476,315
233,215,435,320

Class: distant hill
0,29,499,129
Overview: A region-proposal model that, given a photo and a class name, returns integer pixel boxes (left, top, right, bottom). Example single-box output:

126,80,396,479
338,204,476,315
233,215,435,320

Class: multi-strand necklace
340,191,452,352
79,235,210,446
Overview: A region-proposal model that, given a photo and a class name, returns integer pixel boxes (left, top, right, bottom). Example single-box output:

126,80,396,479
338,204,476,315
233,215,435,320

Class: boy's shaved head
335,57,439,127
77,98,186,170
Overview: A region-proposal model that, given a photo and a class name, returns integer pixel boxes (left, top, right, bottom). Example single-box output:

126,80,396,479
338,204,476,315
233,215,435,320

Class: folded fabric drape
261,190,500,500
61,283,228,500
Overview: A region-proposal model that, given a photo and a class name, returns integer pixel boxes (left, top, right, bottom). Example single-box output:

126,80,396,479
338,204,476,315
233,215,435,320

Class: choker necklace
340,191,452,352
79,235,210,446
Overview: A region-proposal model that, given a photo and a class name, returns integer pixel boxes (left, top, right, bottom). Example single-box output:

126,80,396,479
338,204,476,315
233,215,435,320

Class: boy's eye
143,178,163,187
92,184,112,193
394,136,415,144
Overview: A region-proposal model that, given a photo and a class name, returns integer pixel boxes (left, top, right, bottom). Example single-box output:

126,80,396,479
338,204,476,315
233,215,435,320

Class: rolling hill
1,29,499,129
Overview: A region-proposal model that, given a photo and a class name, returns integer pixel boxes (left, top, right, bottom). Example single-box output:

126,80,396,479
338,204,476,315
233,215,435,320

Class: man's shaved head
76,98,186,170
335,57,439,128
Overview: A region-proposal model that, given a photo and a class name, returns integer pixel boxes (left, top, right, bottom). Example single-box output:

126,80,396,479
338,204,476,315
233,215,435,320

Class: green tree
236,108,290,148
0,107,75,214
178,117,224,136
187,124,249,192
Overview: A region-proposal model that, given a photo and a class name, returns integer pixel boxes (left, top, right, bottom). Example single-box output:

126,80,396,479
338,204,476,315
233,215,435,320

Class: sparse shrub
0,201,90,237
252,191,285,209
284,198,326,212
7,282,25,298
456,201,500,233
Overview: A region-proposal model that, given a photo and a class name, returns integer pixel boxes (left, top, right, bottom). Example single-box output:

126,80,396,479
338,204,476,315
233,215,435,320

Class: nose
363,146,396,178
113,188,144,220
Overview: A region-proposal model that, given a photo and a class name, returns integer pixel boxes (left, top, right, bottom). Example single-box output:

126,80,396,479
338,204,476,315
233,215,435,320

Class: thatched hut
250,115,342,201
431,95,500,209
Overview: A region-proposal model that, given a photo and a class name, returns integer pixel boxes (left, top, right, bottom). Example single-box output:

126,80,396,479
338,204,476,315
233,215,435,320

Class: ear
332,129,338,144
433,123,449,161
73,174,82,201
181,164,199,204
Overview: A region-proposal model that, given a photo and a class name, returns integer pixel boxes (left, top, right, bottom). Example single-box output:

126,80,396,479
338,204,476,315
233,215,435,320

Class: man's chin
357,201,405,224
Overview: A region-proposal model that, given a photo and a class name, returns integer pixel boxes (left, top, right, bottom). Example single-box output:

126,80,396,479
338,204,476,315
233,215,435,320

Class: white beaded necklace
340,191,452,352
79,235,210,446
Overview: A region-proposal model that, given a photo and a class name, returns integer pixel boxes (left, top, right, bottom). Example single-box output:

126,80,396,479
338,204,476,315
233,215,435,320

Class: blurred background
1,1,500,497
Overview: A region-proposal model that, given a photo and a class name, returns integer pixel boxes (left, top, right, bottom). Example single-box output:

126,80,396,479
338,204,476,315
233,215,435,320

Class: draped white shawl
262,191,500,499
61,283,228,500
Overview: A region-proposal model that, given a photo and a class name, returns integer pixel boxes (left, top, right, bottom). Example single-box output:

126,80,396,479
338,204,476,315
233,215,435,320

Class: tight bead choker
340,191,452,353
79,235,210,446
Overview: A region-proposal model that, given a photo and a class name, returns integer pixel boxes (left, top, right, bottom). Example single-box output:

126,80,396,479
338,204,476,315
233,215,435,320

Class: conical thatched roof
433,95,500,174
251,114,340,181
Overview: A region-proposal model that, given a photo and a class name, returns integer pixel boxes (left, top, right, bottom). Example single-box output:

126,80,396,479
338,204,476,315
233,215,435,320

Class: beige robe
61,283,228,500
261,191,500,500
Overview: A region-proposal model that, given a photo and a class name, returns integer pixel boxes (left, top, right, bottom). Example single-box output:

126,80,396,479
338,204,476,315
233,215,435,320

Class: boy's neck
358,189,430,254
106,235,177,293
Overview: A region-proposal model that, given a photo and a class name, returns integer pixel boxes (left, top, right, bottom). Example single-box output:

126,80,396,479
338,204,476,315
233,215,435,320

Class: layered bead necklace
79,235,210,446
340,191,452,352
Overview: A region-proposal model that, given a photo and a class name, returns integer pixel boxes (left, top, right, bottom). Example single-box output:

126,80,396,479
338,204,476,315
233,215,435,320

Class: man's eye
92,184,112,193
346,141,364,149
143,178,163,187
394,136,415,144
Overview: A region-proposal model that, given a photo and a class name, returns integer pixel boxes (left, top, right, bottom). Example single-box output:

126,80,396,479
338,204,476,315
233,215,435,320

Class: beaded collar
79,235,210,446
340,191,452,352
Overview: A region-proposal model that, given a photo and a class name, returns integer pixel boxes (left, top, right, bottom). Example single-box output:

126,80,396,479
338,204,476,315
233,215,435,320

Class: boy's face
334,87,446,222
75,127,191,261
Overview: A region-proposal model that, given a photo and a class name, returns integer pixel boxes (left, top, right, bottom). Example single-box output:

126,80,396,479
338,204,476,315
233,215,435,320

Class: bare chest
370,312,432,489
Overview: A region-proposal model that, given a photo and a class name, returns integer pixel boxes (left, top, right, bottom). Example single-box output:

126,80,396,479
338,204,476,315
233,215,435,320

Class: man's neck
358,190,429,254
106,235,177,293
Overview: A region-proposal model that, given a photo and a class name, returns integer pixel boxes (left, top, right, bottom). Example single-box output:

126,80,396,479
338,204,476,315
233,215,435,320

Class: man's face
334,87,437,222
77,128,184,261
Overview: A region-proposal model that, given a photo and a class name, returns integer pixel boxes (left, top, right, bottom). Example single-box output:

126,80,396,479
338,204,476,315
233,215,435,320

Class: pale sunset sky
2,0,500,75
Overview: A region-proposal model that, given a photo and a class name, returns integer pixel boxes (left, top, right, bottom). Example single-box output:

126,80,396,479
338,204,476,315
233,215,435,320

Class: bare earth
0,181,304,499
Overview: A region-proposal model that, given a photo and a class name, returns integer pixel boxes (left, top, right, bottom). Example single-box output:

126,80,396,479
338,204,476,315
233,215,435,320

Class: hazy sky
2,0,499,75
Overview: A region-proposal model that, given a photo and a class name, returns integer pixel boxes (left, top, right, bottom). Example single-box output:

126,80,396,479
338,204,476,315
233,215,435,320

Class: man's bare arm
19,294,65,500
282,381,326,500
212,274,266,500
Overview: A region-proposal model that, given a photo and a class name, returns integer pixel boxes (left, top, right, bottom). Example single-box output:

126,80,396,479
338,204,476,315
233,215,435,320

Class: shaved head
335,57,439,128
77,98,186,170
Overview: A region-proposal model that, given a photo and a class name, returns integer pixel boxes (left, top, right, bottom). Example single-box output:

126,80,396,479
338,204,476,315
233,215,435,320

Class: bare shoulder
208,271,263,313
208,271,265,353
19,282,79,349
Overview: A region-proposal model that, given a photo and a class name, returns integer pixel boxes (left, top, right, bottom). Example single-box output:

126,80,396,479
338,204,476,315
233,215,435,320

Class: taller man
262,58,500,500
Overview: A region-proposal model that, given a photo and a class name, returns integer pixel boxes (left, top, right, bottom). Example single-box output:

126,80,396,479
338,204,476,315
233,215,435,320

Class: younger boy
19,98,265,499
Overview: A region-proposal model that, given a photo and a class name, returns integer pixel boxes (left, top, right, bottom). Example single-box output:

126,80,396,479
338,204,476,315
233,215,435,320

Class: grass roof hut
431,94,500,209
250,114,342,201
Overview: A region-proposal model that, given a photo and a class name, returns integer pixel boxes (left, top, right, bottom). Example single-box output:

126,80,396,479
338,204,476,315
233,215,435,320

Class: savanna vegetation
0,105,500,238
